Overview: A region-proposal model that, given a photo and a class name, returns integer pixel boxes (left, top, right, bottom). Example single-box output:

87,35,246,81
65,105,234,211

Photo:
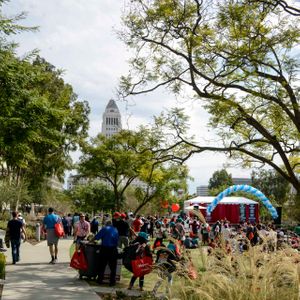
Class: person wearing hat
113,213,130,249
112,212,121,229
74,213,90,251
126,232,153,291
94,220,119,286
153,220,167,250
132,215,143,234
174,217,185,243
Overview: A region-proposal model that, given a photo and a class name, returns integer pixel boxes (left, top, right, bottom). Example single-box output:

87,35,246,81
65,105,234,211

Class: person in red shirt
132,215,143,233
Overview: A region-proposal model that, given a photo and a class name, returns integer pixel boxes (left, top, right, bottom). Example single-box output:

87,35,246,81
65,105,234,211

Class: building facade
101,99,122,138
196,185,209,196
232,178,252,185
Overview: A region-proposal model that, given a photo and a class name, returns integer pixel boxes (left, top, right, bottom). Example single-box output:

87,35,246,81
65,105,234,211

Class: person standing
114,213,130,249
7,211,26,264
74,213,90,250
90,216,99,235
127,232,153,291
94,220,119,286
66,213,73,236
132,215,143,234
42,207,60,264
72,213,80,234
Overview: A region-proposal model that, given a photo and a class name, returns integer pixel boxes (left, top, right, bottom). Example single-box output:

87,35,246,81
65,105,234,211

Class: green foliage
25,224,36,240
208,169,233,192
79,123,191,211
43,189,73,215
69,182,115,214
251,169,290,205
0,54,90,185
119,0,300,201
79,130,152,209
0,4,90,210
134,163,190,214
0,253,5,279
0,179,32,211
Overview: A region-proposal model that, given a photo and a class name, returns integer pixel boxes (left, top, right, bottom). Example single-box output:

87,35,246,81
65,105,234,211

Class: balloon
171,203,180,212
161,201,169,209
206,185,278,219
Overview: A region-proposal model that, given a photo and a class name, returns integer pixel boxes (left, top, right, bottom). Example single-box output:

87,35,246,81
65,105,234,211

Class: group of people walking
6,207,287,294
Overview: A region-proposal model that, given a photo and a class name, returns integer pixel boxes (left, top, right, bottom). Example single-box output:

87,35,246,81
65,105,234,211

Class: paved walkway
0,231,148,300
0,231,99,300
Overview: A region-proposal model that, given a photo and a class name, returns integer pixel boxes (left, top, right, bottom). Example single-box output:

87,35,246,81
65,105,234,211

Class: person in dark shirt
126,232,153,291
113,213,130,249
140,217,150,234
90,217,99,234
7,211,26,264
94,220,119,286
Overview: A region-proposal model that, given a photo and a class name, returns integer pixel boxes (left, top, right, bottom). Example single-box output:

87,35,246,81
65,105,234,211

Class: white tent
184,196,258,207
185,205,206,210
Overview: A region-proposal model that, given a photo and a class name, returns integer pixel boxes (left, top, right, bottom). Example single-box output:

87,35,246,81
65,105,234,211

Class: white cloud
3,0,251,193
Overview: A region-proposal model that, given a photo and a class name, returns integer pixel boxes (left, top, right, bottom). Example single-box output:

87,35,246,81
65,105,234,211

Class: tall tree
119,0,300,205
78,130,152,210
78,125,190,210
133,163,189,214
0,3,90,208
70,182,115,214
251,169,290,205
208,169,233,191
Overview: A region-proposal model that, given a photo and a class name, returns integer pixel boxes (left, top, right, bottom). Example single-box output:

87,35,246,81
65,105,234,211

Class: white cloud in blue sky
3,0,252,193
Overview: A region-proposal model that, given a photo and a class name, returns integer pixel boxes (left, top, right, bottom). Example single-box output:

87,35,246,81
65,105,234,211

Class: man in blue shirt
43,207,60,264
94,220,119,286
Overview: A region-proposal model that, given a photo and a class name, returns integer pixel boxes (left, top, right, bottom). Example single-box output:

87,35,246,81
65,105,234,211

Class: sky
3,0,252,193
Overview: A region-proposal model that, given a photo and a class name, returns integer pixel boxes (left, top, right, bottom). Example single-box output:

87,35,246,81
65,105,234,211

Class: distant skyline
3,0,252,193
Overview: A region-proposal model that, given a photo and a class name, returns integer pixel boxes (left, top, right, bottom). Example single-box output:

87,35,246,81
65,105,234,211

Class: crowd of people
4,208,300,293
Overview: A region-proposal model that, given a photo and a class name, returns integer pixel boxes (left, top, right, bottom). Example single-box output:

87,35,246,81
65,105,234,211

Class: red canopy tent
184,196,259,224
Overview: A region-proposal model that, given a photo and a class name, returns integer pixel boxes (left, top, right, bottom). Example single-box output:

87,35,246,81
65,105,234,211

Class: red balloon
171,203,180,212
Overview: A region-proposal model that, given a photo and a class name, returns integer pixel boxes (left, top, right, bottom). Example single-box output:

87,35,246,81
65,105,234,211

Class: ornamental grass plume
175,245,300,300
190,209,206,225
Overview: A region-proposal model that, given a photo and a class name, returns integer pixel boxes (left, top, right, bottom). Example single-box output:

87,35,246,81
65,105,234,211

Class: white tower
101,99,122,138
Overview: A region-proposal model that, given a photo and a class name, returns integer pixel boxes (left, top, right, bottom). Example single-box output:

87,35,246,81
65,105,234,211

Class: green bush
0,253,5,279
25,224,36,240
0,220,6,231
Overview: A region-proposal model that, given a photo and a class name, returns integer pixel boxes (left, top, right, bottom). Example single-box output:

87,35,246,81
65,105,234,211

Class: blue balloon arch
206,185,278,219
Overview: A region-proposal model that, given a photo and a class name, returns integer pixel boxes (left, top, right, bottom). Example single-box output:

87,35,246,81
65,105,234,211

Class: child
152,241,181,296
124,232,152,291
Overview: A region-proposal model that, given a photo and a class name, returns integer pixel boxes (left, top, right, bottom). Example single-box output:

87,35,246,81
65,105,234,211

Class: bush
0,220,7,231
25,224,36,240
176,246,300,300
0,253,5,279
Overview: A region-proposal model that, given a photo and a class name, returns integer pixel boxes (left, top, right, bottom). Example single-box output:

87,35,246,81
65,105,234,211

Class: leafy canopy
119,0,300,198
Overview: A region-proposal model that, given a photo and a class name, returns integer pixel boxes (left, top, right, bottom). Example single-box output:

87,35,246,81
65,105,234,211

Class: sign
240,204,246,222
249,204,256,222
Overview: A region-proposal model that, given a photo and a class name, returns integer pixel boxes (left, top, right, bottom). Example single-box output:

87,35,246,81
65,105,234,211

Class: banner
249,204,256,222
240,204,246,222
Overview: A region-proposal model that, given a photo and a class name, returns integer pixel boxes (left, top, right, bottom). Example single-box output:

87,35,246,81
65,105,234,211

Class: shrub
176,246,300,300
25,224,36,240
0,253,5,280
